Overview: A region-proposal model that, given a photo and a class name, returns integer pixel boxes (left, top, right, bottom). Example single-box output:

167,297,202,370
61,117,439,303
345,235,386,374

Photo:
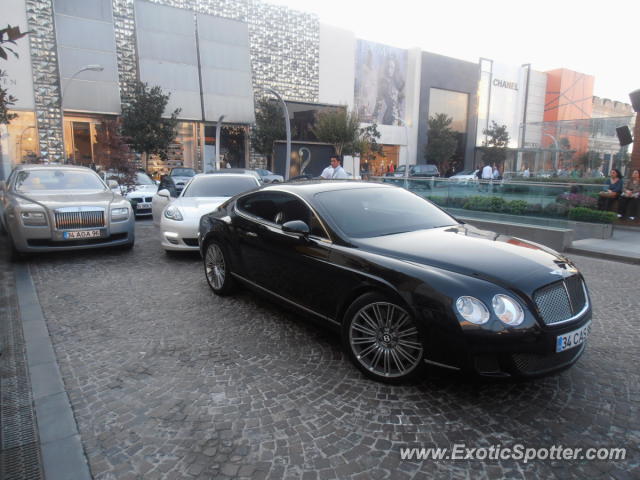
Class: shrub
556,192,598,209
524,203,543,215
568,207,617,223
543,202,570,217
506,200,528,215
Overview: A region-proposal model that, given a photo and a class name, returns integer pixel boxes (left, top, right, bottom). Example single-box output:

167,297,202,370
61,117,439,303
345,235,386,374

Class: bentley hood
354,225,575,293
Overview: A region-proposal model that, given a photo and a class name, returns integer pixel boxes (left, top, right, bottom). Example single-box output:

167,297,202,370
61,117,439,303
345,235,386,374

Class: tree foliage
121,82,181,167
0,25,29,125
312,108,361,157
480,121,510,165
353,122,385,161
424,113,457,169
251,98,286,162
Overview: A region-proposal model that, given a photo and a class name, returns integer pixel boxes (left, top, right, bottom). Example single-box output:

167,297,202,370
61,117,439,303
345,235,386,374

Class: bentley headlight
111,207,129,221
21,211,47,226
456,296,490,325
164,206,183,221
492,294,524,326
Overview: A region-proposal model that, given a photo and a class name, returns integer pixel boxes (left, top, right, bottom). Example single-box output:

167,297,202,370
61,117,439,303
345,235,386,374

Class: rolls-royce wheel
343,292,425,383
204,240,236,296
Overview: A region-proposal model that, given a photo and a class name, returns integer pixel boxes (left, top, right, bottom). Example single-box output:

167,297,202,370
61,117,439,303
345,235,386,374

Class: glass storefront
427,88,469,171
1,111,39,178
63,114,105,166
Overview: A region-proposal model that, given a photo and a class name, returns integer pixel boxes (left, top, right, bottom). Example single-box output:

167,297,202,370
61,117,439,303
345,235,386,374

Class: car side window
237,191,328,240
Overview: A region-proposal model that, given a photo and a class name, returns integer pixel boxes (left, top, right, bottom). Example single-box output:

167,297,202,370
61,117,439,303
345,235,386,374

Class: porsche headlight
455,296,490,325
111,207,129,221
492,294,524,326
21,211,47,226
164,206,183,221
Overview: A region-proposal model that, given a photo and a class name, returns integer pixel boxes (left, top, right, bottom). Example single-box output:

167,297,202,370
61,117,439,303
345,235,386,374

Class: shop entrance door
72,122,93,166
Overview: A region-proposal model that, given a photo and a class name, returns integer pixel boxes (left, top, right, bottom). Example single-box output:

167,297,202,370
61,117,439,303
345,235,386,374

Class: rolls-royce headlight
492,294,524,326
111,207,129,221
164,206,183,221
21,211,47,226
455,296,490,325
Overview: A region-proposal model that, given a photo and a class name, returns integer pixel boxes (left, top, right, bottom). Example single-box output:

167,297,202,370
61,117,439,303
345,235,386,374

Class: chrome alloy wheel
349,302,424,378
205,243,226,290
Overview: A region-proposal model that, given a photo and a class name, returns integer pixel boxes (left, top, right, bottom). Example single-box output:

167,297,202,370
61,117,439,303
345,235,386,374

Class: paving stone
13,225,638,480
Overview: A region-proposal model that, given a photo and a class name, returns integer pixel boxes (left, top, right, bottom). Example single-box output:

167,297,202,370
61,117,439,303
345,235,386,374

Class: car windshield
170,168,196,177
134,172,155,185
315,187,457,238
182,176,257,197
14,169,106,192
256,169,270,176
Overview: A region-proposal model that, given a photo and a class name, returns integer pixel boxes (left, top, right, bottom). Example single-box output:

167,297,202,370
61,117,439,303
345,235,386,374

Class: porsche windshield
182,176,257,197
315,187,457,238
15,169,106,192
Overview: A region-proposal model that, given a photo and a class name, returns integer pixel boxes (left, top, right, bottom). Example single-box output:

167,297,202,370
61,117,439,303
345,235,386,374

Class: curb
565,247,640,265
14,263,92,480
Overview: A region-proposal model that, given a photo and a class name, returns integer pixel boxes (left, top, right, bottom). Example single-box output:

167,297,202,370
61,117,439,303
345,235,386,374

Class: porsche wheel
343,293,425,383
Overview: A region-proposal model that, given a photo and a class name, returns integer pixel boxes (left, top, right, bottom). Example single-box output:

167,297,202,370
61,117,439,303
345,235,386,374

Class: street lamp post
261,87,291,180
60,64,104,163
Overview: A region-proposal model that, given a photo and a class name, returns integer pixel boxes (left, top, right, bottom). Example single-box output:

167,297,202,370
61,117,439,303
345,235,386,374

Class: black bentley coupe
198,182,591,383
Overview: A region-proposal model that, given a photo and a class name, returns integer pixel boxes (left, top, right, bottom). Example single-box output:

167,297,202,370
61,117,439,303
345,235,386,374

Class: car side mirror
282,220,310,238
107,180,118,189
157,189,171,199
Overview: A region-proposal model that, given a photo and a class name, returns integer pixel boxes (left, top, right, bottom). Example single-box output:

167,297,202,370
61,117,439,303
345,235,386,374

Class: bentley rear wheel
343,293,425,383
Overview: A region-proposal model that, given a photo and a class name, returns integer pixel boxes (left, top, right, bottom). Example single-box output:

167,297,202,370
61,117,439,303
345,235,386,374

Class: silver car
0,164,135,257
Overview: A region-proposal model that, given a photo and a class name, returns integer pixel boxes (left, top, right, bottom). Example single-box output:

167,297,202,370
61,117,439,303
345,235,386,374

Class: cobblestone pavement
19,220,640,479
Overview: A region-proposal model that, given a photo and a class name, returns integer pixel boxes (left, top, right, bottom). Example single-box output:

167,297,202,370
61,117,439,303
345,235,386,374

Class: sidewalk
567,225,640,264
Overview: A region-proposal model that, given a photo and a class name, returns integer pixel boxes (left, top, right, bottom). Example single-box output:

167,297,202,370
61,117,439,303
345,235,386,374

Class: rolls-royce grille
55,210,105,230
533,276,587,325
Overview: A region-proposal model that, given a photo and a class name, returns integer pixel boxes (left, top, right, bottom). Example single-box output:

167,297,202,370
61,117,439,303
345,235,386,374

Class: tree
251,98,286,164
312,107,360,157
94,119,131,172
480,121,510,166
353,122,384,162
121,81,181,170
0,25,29,126
424,113,457,170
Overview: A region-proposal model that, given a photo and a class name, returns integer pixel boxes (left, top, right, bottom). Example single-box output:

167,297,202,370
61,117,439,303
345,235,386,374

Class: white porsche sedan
156,173,260,252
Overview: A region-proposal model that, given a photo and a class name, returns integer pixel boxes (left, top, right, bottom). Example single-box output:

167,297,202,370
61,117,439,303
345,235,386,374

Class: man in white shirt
481,162,493,192
321,155,349,179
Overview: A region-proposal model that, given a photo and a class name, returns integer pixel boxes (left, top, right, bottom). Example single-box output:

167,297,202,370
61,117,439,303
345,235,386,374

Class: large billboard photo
354,40,407,126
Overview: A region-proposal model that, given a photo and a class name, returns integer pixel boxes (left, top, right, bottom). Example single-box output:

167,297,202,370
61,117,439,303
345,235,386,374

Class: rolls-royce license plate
556,322,591,353
63,230,101,239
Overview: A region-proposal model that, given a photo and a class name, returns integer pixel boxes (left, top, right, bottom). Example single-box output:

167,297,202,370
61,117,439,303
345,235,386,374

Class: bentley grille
55,210,105,230
533,275,587,325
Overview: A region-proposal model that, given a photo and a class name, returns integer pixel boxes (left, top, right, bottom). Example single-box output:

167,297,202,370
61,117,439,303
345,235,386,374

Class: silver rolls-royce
0,164,135,258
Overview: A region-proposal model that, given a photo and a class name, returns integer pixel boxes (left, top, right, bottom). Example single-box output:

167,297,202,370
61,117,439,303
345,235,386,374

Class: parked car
208,168,263,184
450,169,479,184
157,173,260,251
0,164,135,258
161,167,197,196
199,182,591,383
104,171,158,217
254,168,284,183
392,164,440,178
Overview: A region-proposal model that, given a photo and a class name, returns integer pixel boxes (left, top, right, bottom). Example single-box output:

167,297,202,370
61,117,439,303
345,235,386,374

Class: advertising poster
354,40,407,126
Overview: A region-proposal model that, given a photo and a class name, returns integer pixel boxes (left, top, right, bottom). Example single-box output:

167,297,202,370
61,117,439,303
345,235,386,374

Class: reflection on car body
198,182,592,383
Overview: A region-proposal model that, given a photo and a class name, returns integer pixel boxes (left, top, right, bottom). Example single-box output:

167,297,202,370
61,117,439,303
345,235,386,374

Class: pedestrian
617,169,640,220
522,165,530,178
597,168,623,211
492,163,500,180
481,162,493,191
321,155,349,179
